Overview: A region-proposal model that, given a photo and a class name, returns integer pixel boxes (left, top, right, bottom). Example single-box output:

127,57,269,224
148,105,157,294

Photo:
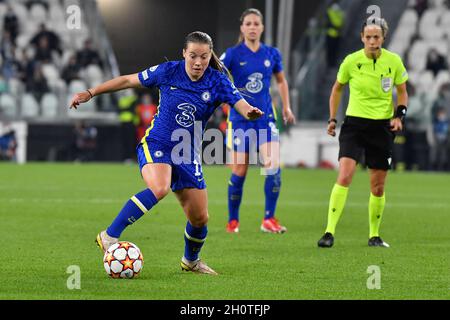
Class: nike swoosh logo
197,177,204,182
239,62,247,66
170,86,177,90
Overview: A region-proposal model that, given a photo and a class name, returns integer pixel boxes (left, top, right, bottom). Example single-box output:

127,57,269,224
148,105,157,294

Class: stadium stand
0,0,118,120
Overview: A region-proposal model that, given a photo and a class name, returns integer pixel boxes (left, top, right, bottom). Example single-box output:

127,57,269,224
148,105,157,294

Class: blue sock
184,221,207,261
106,189,158,238
228,173,246,222
264,168,281,219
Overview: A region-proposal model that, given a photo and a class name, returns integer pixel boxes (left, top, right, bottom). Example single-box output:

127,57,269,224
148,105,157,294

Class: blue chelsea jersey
138,60,243,147
220,42,283,122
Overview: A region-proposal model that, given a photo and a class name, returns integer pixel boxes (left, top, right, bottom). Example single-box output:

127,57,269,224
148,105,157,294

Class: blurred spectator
432,82,450,116
72,121,97,162
325,0,344,67
3,5,19,43
26,63,49,102
1,32,22,81
430,108,449,171
30,23,62,56
0,75,8,94
33,36,55,63
413,0,429,18
18,48,36,83
1,30,16,62
425,48,448,77
118,89,138,162
403,83,432,170
76,39,103,69
135,93,157,142
0,129,17,161
61,55,81,84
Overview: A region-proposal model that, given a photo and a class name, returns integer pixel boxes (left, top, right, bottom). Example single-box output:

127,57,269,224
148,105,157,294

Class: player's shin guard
184,221,207,262
106,189,158,238
325,183,349,235
369,193,385,238
228,173,246,222
264,168,281,219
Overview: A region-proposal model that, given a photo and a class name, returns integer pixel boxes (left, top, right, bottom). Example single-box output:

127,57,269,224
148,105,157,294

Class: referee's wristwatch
327,118,337,124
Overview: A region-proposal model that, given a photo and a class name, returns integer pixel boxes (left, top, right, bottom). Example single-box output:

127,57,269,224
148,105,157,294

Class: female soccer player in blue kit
221,8,296,234
70,31,263,275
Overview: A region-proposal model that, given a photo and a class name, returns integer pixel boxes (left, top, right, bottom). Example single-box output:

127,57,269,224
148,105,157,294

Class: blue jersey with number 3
220,42,283,122
138,60,243,147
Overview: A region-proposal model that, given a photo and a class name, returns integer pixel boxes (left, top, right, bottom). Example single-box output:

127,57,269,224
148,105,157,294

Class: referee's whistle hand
390,118,403,132
327,123,336,137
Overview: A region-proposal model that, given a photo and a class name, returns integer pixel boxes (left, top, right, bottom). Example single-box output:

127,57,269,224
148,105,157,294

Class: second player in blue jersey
221,8,296,234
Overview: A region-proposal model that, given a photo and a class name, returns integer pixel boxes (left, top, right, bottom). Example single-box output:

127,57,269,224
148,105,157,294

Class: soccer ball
103,241,144,279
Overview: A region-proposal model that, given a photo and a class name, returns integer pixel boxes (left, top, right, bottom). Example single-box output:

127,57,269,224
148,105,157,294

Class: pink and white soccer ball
103,241,144,279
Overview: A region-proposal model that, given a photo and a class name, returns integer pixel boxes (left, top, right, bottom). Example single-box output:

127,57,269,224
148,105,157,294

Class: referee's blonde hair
361,17,389,38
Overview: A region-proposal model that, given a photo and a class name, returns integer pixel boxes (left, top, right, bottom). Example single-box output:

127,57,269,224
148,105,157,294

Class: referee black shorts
338,116,395,170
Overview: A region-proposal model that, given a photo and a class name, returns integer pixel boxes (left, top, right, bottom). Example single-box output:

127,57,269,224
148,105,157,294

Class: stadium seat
399,9,419,26
16,34,31,49
8,78,24,98
418,71,434,93
408,40,428,71
68,79,87,94
29,4,48,25
41,63,60,83
84,64,104,87
407,70,420,87
426,41,448,56
49,3,65,22
10,3,28,22
20,94,40,117
41,93,59,118
0,93,17,118
419,9,442,39
432,70,450,96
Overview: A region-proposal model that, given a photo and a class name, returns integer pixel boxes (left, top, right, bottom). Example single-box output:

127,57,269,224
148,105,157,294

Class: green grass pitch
0,163,448,300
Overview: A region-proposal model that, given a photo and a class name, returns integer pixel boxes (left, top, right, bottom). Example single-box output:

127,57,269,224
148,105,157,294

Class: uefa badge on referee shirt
381,77,393,93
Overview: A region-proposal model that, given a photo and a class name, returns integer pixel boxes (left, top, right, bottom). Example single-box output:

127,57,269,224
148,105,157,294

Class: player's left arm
390,82,408,132
234,99,264,120
274,71,296,125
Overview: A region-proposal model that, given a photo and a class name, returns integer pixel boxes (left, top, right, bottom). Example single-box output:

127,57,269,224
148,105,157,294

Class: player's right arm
327,80,345,137
70,73,142,109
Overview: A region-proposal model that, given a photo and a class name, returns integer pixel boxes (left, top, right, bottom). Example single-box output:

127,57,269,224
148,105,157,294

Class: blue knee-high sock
184,221,207,261
264,168,281,220
107,189,158,238
228,173,246,222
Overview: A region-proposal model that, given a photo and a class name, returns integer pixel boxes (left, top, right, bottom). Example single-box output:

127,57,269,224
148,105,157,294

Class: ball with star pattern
103,241,144,279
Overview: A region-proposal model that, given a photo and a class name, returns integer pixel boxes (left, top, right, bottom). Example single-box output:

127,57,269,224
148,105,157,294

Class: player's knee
337,173,353,186
233,164,248,177
190,212,209,227
371,184,385,197
149,185,170,200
